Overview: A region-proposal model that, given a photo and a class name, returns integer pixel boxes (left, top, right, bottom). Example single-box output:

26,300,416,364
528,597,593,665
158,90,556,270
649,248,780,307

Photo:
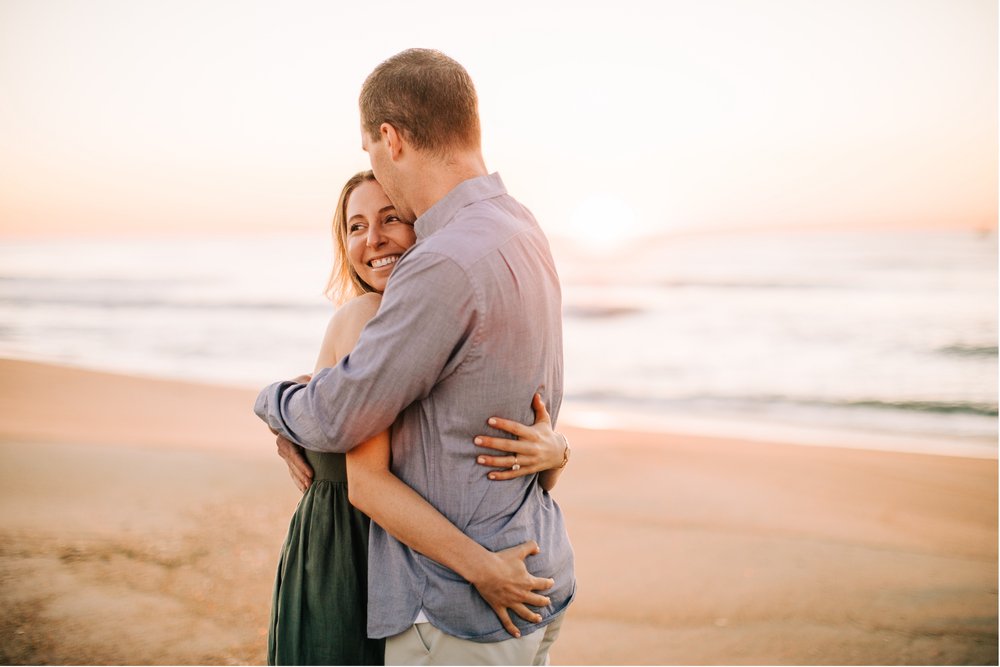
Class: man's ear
380,123,404,161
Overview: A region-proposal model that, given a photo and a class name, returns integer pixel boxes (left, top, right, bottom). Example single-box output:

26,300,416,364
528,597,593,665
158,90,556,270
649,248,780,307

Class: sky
0,0,996,244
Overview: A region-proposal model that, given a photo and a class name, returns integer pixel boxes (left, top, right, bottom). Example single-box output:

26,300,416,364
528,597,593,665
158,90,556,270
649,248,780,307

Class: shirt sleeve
254,250,478,452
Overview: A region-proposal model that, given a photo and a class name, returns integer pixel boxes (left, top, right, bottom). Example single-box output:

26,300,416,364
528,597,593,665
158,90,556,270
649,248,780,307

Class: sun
569,192,639,250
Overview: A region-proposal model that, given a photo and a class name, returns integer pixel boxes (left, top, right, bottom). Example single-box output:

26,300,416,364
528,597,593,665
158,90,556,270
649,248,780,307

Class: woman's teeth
370,255,399,269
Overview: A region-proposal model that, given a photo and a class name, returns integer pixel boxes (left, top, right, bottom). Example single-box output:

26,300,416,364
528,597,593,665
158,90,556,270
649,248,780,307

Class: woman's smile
368,254,401,270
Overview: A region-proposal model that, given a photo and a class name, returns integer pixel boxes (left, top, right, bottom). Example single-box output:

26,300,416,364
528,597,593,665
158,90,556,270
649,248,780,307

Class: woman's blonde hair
324,170,379,304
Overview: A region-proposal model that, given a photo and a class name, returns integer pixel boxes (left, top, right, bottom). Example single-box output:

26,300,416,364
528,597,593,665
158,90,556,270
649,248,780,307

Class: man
255,48,574,665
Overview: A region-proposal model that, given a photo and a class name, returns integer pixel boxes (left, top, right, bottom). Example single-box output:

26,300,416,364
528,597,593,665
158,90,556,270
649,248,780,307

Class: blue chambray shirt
254,173,575,643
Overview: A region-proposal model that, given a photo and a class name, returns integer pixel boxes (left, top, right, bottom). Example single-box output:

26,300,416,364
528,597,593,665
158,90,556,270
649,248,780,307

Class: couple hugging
254,48,576,665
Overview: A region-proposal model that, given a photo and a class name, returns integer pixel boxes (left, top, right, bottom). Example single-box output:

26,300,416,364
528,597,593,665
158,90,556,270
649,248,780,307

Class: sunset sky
0,0,996,243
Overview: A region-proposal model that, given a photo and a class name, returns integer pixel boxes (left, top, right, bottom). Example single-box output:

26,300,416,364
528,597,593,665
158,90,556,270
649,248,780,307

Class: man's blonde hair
360,48,480,155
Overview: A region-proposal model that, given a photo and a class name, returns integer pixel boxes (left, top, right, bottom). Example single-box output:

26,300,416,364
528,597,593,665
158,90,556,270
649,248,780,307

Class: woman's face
345,179,416,293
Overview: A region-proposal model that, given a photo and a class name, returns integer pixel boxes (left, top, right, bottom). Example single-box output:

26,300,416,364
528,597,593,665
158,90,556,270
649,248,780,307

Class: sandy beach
0,358,995,665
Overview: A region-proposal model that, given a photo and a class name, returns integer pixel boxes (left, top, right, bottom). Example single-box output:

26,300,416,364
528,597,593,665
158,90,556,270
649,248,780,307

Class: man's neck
408,151,488,219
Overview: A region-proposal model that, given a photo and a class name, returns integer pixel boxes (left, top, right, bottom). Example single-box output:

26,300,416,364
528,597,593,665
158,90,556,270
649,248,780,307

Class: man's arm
254,251,476,452
271,293,383,493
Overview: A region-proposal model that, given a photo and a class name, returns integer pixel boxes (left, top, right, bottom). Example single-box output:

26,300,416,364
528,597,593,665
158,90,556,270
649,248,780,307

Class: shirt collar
414,172,507,240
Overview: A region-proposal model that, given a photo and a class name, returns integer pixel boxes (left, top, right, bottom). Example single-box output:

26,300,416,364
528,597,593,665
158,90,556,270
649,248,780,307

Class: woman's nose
366,224,386,247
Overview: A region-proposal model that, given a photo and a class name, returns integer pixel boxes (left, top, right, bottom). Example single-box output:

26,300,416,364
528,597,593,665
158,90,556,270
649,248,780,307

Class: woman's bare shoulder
326,292,383,353
334,292,382,324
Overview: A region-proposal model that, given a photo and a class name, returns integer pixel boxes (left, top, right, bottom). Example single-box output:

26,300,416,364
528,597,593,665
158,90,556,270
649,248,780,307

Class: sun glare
569,193,640,250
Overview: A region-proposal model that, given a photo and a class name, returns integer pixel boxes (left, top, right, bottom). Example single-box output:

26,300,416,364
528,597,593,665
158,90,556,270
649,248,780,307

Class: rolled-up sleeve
254,250,478,452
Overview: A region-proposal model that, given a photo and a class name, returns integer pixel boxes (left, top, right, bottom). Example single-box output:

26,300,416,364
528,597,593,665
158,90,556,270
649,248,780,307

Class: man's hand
468,540,555,638
276,434,314,493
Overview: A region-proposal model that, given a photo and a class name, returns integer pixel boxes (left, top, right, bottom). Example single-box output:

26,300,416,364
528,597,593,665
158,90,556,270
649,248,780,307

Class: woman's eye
349,223,365,233
385,215,401,224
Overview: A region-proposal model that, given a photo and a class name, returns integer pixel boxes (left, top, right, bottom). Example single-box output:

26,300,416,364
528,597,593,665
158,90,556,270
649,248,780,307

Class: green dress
268,450,385,665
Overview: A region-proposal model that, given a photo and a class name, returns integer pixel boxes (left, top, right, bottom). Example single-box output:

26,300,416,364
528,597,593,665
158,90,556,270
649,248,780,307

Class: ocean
1,229,996,457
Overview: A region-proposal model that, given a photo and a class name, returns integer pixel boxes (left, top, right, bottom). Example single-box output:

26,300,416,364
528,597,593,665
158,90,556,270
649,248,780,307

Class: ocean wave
0,295,325,312
0,275,190,286
565,392,999,419
837,399,998,417
937,344,998,358
654,280,839,290
563,304,644,318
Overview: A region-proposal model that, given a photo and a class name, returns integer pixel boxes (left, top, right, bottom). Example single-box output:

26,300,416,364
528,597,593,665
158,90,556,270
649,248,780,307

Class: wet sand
0,358,996,664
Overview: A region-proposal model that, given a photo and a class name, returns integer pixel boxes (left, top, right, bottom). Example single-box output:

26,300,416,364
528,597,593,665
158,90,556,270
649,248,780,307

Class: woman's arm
473,394,571,492
347,435,552,637
331,294,554,638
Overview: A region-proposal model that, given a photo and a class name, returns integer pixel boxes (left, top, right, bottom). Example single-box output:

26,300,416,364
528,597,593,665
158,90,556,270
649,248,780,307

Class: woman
268,171,570,665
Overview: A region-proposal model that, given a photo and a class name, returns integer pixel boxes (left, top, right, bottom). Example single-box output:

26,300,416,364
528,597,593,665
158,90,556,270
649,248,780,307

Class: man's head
360,48,480,155
360,49,482,217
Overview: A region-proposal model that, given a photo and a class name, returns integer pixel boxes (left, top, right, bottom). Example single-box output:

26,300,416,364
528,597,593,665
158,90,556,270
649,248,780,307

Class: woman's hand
269,373,314,493
276,434,314,493
474,393,569,480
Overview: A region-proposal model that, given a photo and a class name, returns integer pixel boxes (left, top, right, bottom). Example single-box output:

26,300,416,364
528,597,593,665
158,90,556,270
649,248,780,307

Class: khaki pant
384,614,564,666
